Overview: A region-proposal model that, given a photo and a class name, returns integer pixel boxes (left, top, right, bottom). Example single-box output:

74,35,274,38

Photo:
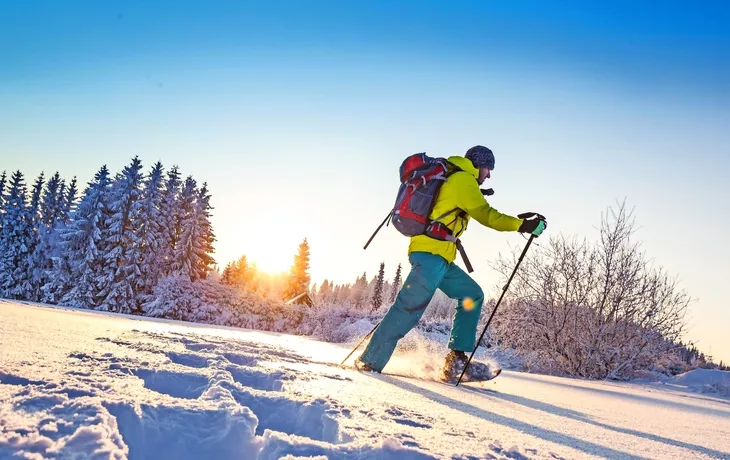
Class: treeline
221,238,404,313
0,157,215,314
676,341,729,371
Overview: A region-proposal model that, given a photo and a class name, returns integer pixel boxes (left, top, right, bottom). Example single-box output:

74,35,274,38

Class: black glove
518,212,547,236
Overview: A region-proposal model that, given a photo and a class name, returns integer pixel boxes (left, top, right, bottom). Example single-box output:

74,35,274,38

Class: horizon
2,1,729,363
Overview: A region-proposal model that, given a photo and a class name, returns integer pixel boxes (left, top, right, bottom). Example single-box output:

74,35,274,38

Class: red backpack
363,153,477,272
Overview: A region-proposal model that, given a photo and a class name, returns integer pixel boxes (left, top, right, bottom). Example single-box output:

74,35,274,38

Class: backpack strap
425,165,475,272
431,207,460,224
425,214,474,273
456,241,474,273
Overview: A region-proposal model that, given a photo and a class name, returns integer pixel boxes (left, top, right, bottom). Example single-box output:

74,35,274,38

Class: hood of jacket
447,156,479,180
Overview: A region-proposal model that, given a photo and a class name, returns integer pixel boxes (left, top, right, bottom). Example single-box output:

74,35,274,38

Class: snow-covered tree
27,173,64,302
40,176,77,304
0,171,7,227
57,166,112,308
221,262,233,285
159,166,183,276
192,182,216,279
99,157,144,314
371,262,385,312
0,171,34,299
284,238,311,300
222,255,251,289
390,263,402,304
59,177,78,223
174,177,216,281
349,272,368,308
0,171,8,236
316,279,333,304
134,162,166,297
27,174,45,225
17,173,46,300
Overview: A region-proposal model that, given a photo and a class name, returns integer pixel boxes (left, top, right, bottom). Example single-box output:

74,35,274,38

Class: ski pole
456,219,541,386
340,321,380,366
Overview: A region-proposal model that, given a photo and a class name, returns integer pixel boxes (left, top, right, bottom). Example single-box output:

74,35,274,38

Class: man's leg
358,252,448,372
438,263,485,352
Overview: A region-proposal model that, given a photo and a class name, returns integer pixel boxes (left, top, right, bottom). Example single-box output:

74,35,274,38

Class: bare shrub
491,200,692,379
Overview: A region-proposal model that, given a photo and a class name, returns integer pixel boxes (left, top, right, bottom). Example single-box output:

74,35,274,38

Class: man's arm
451,172,523,231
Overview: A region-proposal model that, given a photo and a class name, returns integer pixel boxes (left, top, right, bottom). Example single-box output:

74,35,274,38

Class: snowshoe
355,357,380,374
440,350,501,383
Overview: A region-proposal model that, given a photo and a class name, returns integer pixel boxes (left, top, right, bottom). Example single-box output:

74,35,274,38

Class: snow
669,369,730,397
2,299,730,460
674,369,730,386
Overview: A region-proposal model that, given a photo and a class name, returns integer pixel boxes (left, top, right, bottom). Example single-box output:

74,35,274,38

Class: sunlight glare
243,226,297,275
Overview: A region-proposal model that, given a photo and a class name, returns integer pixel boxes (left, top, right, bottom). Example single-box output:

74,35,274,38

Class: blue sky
1,1,729,362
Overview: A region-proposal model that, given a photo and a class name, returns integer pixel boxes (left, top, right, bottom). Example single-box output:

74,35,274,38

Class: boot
355,357,380,373
440,349,496,383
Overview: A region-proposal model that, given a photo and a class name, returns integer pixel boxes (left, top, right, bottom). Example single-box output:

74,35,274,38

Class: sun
242,229,297,275
248,245,291,275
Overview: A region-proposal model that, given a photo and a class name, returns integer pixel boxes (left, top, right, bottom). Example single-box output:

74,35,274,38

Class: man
356,145,546,382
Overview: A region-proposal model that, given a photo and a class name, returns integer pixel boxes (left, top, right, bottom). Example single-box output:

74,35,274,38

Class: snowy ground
1,300,729,460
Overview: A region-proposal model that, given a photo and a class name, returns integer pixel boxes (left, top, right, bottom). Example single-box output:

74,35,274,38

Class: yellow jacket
408,156,523,262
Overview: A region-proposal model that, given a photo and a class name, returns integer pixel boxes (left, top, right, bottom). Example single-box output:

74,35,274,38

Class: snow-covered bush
294,299,381,343
143,275,304,332
143,275,235,324
491,201,692,380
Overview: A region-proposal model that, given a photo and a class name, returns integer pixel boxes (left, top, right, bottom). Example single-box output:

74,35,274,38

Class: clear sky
2,1,729,362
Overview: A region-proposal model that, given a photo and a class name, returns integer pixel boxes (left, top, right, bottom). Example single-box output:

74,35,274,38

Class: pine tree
229,255,250,288
0,171,33,298
284,238,311,300
0,171,7,227
192,182,216,279
28,173,64,302
60,177,78,223
221,262,234,285
99,157,144,314
0,171,34,299
18,174,46,300
362,275,377,308
221,256,250,288
28,173,45,225
58,166,112,308
0,171,7,237
350,272,368,307
317,279,333,303
159,166,182,275
390,263,402,303
174,178,216,281
40,176,78,304
371,262,385,312
135,162,166,297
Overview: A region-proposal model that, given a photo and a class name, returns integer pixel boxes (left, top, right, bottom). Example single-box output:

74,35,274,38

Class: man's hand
518,213,547,237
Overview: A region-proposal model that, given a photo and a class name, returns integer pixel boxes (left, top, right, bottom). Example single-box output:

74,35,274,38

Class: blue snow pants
358,251,484,372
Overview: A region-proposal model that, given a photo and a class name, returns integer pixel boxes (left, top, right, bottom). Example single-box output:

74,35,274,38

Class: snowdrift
672,368,730,396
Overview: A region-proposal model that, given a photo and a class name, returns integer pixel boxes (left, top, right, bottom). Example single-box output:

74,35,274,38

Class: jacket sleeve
452,172,523,232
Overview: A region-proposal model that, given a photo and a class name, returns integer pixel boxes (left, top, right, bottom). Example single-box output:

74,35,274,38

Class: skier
356,145,547,382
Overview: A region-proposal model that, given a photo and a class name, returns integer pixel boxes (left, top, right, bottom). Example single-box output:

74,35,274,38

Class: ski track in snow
1,300,730,460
